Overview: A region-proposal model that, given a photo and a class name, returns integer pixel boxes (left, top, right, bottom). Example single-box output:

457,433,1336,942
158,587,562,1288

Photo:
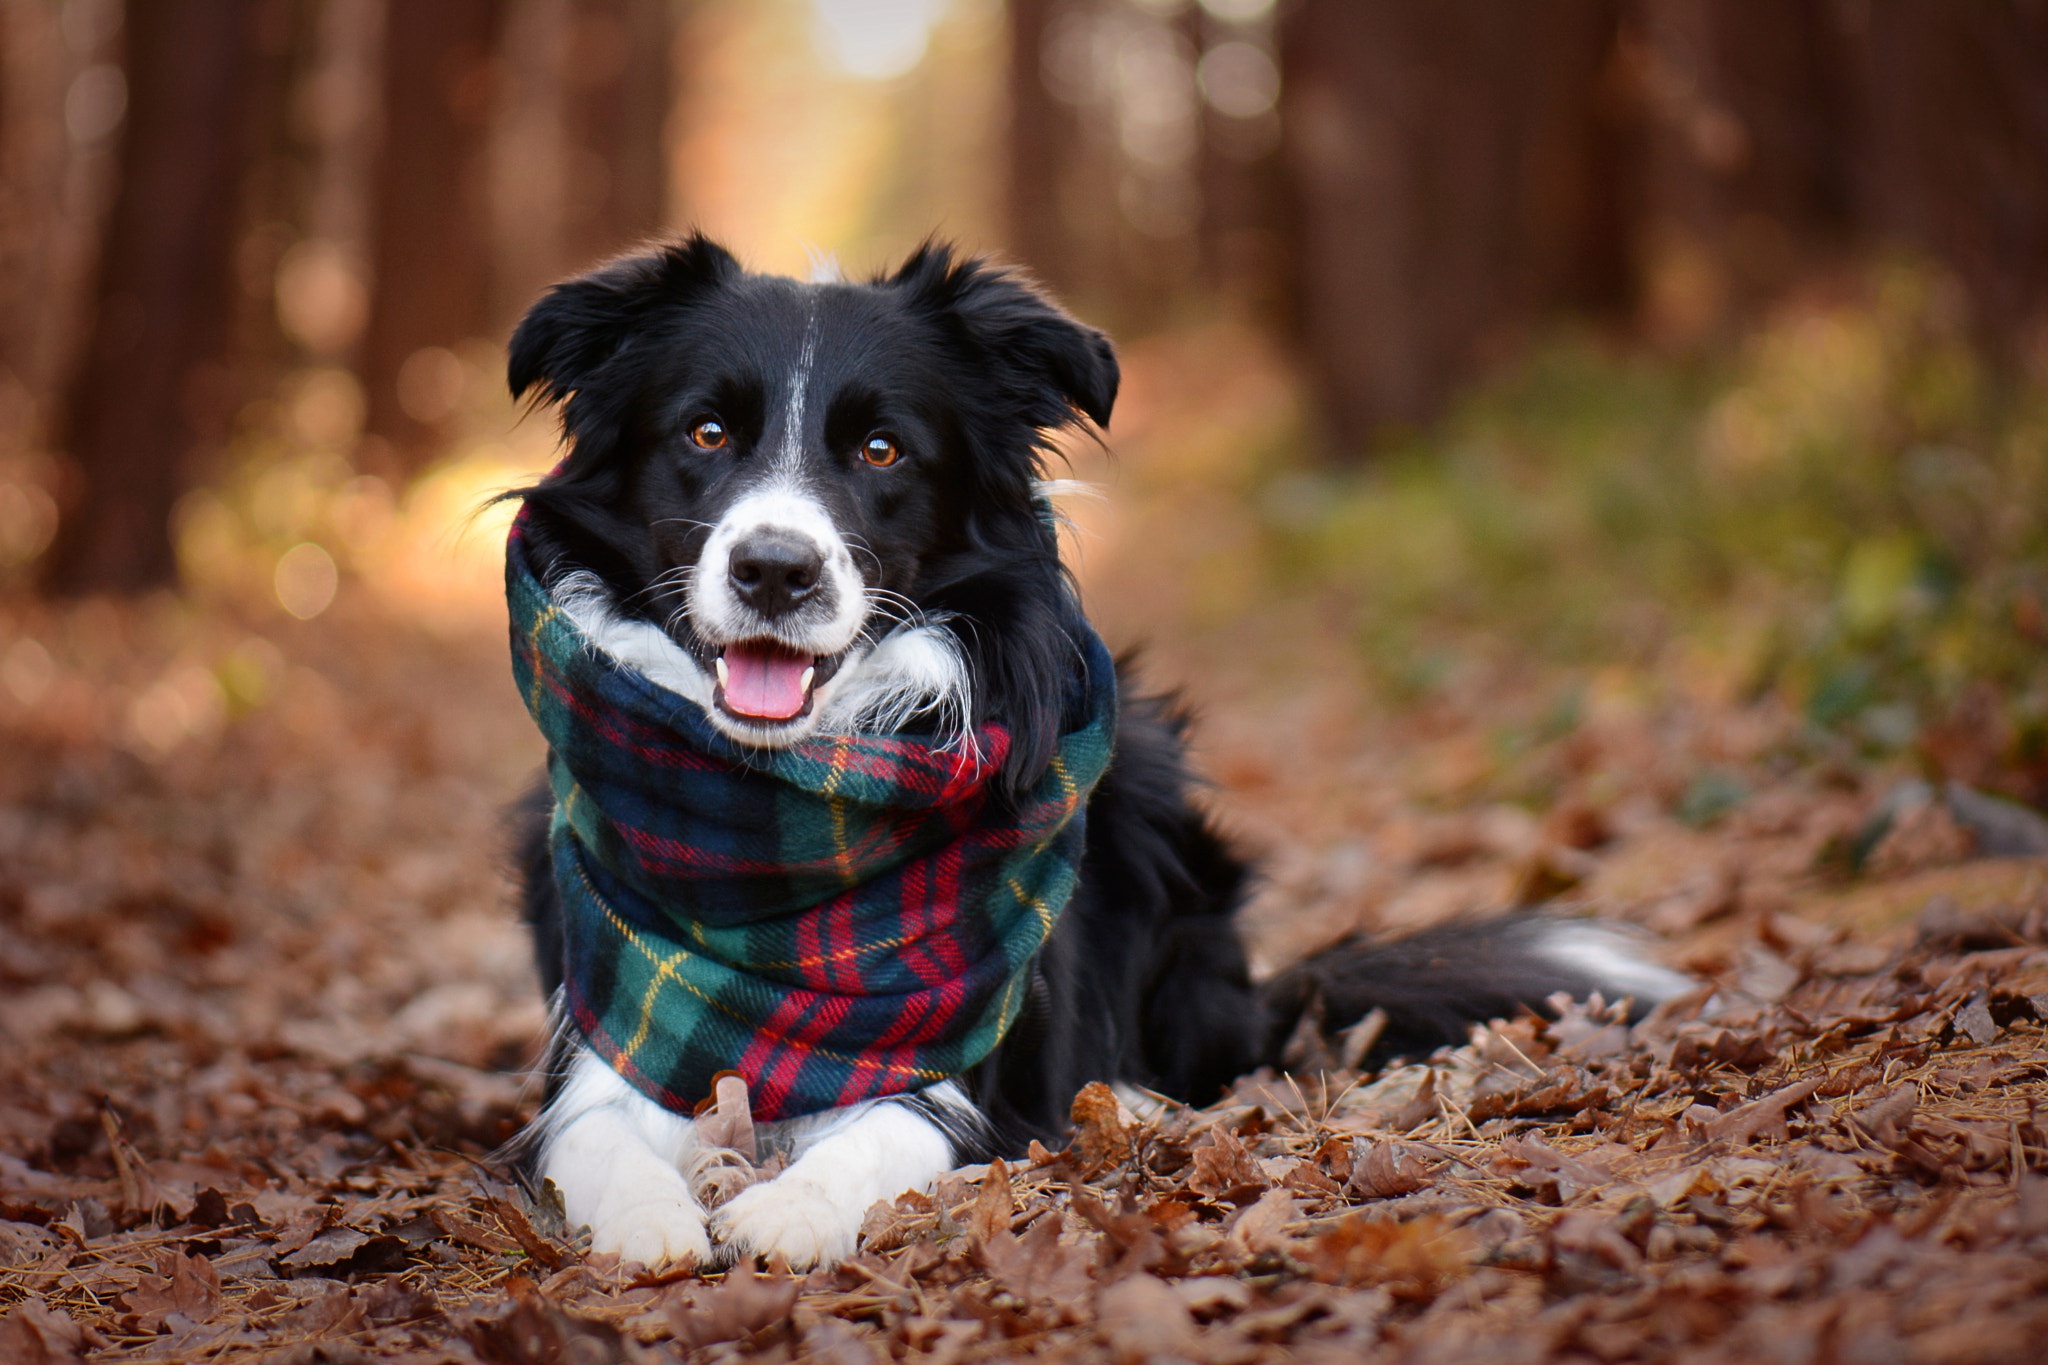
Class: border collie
502,235,1687,1271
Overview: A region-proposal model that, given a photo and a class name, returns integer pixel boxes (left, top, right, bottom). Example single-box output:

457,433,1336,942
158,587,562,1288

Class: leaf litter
3,581,2047,1363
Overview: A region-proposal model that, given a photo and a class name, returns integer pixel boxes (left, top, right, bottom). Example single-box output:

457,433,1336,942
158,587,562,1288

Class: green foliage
1261,268,2048,760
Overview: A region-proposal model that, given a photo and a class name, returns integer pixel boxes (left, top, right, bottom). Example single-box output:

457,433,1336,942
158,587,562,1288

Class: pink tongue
721,643,812,720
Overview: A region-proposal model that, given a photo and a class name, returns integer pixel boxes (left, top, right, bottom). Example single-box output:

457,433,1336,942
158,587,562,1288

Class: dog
500,234,1688,1271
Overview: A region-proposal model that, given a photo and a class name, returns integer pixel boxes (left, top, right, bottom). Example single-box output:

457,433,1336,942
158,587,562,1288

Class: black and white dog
503,235,1686,1271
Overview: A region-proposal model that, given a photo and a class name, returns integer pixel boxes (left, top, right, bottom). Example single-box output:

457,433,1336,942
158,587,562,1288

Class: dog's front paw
710,1176,862,1269
588,1195,714,1271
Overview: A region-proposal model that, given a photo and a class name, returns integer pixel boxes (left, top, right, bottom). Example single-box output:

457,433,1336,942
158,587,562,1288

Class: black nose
728,530,825,617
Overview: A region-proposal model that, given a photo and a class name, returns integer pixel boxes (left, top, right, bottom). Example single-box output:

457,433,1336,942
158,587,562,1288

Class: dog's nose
728,530,825,617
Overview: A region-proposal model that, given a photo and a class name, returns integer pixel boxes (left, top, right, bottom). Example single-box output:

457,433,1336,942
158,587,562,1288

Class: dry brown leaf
1705,1075,1825,1146
665,1270,801,1350
116,1249,222,1329
1070,1081,1133,1172
0,1296,99,1364
1493,1134,1619,1204
1096,1273,1200,1362
967,1156,1016,1242
279,1225,408,1277
1225,1187,1300,1256
695,1072,757,1162
977,1213,1093,1309
858,1188,939,1254
1186,1120,1264,1198
483,1191,570,1271
1295,1213,1468,1298
1347,1140,1431,1199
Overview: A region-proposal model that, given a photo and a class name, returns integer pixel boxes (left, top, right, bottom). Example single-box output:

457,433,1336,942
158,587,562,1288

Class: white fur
686,481,867,660
554,567,970,751
1535,922,1693,1008
537,1047,712,1268
824,622,972,750
777,314,818,473
534,1045,964,1270
556,571,716,709
709,1085,964,1266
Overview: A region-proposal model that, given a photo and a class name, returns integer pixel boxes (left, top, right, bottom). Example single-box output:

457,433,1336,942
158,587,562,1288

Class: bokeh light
274,541,339,620
811,0,949,80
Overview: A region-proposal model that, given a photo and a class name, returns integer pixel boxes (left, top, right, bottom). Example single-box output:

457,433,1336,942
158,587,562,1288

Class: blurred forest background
1,0,2044,802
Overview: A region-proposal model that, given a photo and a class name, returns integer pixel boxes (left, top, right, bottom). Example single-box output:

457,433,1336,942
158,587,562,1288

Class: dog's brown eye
689,419,727,450
860,434,899,468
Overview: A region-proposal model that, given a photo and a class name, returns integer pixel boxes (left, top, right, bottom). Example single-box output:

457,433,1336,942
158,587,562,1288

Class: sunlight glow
811,0,947,80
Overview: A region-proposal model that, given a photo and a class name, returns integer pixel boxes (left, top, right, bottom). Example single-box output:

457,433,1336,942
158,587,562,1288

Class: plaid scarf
506,516,1115,1121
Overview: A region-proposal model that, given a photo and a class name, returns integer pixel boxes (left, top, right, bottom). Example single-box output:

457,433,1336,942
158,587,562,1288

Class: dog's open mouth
712,641,847,724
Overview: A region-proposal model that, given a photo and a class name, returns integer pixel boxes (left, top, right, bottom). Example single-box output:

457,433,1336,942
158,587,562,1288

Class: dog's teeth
799,666,816,693
715,656,729,688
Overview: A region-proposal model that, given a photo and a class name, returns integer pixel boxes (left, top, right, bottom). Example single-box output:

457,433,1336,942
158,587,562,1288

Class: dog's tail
1258,914,1693,1066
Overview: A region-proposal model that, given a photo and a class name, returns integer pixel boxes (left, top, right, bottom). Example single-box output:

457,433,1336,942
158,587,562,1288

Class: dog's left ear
889,244,1119,431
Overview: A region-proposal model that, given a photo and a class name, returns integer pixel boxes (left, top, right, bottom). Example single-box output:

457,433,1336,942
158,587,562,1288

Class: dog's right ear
508,234,739,407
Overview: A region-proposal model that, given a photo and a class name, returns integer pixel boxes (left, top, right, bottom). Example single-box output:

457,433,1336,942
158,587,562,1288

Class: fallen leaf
967,1156,1015,1242
1225,1187,1300,1256
1096,1273,1199,1362
1070,1082,1132,1172
1347,1140,1432,1198
1295,1213,1467,1298
977,1213,1092,1310
1186,1121,1263,1198
117,1249,222,1329
665,1270,800,1350
1706,1076,1825,1146
0,1297,98,1364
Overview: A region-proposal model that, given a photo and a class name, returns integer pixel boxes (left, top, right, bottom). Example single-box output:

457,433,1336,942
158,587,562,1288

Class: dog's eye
688,418,728,450
860,434,900,468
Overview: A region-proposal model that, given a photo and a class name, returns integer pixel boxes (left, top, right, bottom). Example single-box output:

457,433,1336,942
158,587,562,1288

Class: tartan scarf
506,515,1116,1122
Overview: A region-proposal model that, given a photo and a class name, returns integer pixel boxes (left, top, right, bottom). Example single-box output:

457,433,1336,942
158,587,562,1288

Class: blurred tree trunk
1004,0,1191,330
558,0,675,270
1845,1,2048,353
1006,0,1084,294
44,1,259,594
1627,0,1856,344
359,0,510,479
1276,2,2048,453
1279,0,1621,453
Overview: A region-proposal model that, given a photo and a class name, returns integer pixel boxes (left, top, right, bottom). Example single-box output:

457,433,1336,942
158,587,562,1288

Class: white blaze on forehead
777,309,819,473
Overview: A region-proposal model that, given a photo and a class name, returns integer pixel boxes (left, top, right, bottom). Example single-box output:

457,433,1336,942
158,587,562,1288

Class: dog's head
509,235,1118,786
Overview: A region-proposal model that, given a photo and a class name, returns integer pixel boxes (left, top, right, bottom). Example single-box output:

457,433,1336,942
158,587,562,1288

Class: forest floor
4,317,2048,1363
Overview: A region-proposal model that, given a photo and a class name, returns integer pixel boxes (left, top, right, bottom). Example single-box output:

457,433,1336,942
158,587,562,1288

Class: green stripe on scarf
506,517,1115,1120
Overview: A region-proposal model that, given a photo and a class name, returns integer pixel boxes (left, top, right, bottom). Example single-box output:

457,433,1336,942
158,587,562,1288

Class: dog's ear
508,234,739,406
888,243,1119,430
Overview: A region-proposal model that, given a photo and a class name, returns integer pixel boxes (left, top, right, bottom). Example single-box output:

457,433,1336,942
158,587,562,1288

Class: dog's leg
534,1047,713,1269
710,1082,979,1268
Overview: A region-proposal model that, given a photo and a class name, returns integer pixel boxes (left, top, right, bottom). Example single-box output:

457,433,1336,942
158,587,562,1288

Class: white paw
710,1176,861,1269
588,1195,714,1271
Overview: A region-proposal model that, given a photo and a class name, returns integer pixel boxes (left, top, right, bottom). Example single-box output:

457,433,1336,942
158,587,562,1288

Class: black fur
507,235,1669,1159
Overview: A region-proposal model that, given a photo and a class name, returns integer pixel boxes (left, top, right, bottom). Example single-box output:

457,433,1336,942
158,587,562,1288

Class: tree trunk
1004,0,1190,330
44,0,259,594
1626,0,1856,344
558,0,675,271
1846,1,2048,351
1006,0,1082,291
1279,0,1621,452
358,0,511,478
